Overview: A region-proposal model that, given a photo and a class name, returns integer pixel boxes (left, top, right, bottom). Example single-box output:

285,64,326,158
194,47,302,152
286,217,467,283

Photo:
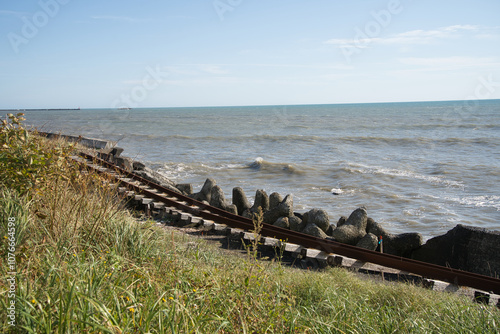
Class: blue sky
1,0,499,108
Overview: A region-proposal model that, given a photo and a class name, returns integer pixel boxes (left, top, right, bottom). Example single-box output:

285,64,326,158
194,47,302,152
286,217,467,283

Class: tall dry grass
1,114,499,333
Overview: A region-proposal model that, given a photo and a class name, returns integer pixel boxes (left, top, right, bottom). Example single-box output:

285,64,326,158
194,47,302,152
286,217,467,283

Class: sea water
19,100,500,239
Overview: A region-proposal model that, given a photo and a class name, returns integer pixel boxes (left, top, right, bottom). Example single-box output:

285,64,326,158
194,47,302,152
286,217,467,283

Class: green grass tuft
1,115,499,333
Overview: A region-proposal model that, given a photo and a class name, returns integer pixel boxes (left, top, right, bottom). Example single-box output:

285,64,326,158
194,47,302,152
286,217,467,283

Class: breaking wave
248,157,306,175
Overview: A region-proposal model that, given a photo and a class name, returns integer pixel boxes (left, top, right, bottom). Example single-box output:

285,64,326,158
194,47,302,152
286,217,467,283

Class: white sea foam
157,163,192,181
403,208,424,217
202,163,245,170
330,188,343,195
345,163,465,189
446,195,500,211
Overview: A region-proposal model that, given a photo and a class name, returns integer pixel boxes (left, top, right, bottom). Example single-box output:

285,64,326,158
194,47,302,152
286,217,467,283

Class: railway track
73,152,500,304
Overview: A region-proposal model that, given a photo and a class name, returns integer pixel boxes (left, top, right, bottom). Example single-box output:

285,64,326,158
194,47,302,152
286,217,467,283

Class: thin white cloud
325,24,486,47
151,63,357,88
0,10,29,17
162,76,330,88
394,56,500,74
164,63,354,77
160,77,245,87
91,15,151,23
241,63,355,70
198,65,229,75
399,56,491,66
382,24,478,44
163,65,230,76
475,33,500,40
165,15,195,20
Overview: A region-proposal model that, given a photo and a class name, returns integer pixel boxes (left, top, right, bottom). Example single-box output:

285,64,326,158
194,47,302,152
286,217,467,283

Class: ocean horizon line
3,98,500,112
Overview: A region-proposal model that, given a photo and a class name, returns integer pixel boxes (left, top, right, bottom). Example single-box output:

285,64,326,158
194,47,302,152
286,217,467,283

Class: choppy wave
157,157,309,181
343,163,465,189
157,162,243,181
126,132,499,151
337,136,498,147
408,123,500,130
127,133,324,144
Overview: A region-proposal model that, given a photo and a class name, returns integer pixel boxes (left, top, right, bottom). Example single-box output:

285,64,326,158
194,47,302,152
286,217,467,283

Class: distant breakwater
1,108,81,111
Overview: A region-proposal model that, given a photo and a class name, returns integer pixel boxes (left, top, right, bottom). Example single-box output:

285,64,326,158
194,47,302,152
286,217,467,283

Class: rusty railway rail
73,152,500,296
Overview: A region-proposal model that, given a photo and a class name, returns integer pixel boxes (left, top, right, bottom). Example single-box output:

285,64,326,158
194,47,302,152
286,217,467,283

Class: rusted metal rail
74,152,500,296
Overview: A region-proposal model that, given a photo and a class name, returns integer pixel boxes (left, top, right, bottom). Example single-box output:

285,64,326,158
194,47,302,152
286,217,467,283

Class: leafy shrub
0,113,75,196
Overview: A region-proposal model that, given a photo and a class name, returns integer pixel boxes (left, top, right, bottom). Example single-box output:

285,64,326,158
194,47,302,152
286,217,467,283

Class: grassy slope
1,118,499,333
